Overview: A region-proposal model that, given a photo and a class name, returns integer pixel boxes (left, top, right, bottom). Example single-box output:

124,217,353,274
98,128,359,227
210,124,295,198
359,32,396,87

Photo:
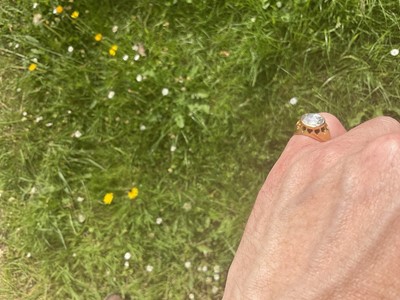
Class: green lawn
1,0,399,299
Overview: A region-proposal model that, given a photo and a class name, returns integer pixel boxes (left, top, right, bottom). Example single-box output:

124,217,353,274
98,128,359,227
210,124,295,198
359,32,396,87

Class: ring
294,113,331,142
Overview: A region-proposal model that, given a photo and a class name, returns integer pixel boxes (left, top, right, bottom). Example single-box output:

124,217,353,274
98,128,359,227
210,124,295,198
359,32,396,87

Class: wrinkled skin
224,114,400,300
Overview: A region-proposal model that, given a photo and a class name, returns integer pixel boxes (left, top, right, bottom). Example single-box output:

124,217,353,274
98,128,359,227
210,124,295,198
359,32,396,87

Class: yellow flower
128,187,139,200
28,63,37,71
71,11,79,19
109,45,118,56
55,5,63,14
94,33,103,42
103,193,114,205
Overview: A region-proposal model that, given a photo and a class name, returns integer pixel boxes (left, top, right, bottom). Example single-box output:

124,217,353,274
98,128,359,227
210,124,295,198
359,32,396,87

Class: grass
0,0,399,299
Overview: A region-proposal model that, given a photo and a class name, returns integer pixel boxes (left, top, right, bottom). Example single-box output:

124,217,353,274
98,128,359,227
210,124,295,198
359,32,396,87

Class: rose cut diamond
301,113,324,128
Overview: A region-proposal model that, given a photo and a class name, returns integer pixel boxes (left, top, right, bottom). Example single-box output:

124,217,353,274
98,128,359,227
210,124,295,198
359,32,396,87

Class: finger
283,112,347,156
343,116,400,144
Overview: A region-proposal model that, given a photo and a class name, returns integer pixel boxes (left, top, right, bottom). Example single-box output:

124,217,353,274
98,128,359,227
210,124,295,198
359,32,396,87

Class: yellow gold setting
294,113,331,142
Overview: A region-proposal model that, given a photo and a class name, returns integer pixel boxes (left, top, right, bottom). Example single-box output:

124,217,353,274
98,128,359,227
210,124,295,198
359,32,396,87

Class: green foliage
0,0,399,299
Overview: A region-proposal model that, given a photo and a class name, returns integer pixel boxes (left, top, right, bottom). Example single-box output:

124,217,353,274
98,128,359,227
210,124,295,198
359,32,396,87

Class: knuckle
374,116,400,131
367,133,400,162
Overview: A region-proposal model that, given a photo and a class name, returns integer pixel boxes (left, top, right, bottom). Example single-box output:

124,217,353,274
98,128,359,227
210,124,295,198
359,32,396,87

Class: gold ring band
294,113,331,142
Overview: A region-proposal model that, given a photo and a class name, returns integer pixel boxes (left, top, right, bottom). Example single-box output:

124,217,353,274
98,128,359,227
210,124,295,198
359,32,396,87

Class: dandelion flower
54,5,63,14
71,11,79,19
128,187,139,200
94,33,103,42
28,63,37,72
109,45,118,56
103,193,114,205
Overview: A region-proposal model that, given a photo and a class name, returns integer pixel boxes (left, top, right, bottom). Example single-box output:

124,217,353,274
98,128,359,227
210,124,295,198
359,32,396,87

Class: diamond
301,113,325,128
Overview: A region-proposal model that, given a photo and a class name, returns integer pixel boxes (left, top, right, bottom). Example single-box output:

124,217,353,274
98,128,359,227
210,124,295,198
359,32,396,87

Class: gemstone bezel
300,113,325,128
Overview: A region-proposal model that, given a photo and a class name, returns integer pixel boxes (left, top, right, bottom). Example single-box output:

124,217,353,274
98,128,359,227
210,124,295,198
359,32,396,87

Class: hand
223,114,400,299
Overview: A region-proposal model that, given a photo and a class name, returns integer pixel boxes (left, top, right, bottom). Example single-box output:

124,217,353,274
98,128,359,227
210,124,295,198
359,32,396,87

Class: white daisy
73,130,82,138
78,214,86,223
289,97,298,105
146,265,154,272
390,48,399,56
162,88,169,96
108,91,115,99
213,265,221,273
